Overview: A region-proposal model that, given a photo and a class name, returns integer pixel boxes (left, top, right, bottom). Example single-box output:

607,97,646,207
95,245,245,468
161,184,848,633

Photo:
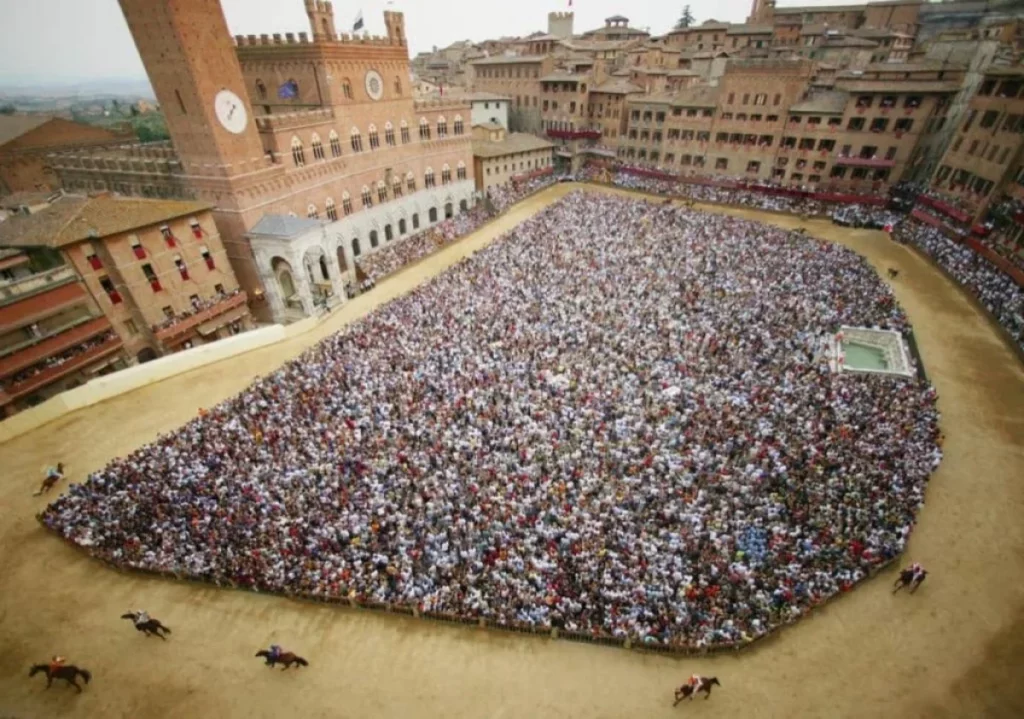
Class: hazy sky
0,0,865,87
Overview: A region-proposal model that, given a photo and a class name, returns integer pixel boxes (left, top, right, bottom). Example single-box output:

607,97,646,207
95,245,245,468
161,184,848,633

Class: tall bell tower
117,0,268,177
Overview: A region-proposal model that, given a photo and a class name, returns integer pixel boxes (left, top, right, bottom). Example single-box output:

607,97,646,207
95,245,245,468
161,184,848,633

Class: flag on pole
353,11,364,32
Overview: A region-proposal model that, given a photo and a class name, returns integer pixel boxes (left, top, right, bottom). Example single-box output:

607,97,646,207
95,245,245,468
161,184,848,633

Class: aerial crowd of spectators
351,176,560,286
830,205,904,230
152,289,242,332
895,220,1024,351
42,193,942,649
354,207,490,284
488,174,559,214
5,330,119,389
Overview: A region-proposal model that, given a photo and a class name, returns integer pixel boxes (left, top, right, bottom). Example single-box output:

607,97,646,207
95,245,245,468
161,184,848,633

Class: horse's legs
705,685,713,699
67,677,82,693
46,675,53,689
892,582,903,594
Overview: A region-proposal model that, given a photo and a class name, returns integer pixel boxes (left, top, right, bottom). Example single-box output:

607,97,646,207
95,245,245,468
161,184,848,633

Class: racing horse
892,568,927,594
255,649,309,669
673,677,721,705
121,613,172,639
28,664,92,693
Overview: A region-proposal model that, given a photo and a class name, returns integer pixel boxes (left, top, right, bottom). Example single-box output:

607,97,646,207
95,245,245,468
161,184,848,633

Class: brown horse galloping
255,650,309,670
674,677,720,705
893,569,927,594
29,664,92,693
121,614,172,639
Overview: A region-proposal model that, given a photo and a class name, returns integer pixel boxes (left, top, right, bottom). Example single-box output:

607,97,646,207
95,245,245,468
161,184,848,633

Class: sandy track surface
1,184,1022,719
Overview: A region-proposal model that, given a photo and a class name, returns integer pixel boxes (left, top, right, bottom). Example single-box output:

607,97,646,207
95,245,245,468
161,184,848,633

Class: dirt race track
1,184,1023,719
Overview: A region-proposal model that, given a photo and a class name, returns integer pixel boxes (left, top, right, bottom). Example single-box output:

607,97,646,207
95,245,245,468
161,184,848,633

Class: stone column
292,267,316,317
326,243,347,306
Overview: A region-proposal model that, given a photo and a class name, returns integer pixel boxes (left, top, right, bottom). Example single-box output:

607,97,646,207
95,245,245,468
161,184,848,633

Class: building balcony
917,194,972,224
833,156,896,169
0,316,113,380
0,265,77,306
153,291,249,343
546,129,602,140
2,333,123,403
0,279,90,333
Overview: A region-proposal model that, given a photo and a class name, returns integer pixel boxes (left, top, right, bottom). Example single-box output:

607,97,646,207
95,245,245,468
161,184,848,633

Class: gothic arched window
291,136,305,166
311,133,325,161
329,130,342,157
350,126,363,152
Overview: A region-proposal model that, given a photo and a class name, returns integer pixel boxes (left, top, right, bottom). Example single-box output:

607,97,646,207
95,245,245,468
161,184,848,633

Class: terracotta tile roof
472,132,554,159
0,194,213,249
0,115,52,147
727,24,774,35
470,54,547,65
789,90,850,113
592,80,644,94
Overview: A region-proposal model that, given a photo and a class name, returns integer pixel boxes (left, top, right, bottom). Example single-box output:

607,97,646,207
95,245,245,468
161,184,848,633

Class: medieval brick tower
118,0,267,175
117,0,284,306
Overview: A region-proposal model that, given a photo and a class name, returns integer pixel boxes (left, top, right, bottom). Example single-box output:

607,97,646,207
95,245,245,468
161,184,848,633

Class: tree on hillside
675,5,695,29
0,104,16,115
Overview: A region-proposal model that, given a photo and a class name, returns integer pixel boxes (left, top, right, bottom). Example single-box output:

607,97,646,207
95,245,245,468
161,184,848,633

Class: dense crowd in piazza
895,220,1024,351
354,208,490,283
42,193,943,650
830,205,904,230
352,176,559,284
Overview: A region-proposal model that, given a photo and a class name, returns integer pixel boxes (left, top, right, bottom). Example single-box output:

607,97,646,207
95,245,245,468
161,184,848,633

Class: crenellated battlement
254,108,336,132
414,98,472,112
234,32,402,48
549,11,574,20
234,9,406,50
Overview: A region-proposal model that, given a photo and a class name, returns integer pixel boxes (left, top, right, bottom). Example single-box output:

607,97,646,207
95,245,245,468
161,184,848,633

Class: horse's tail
78,668,91,684
296,657,309,667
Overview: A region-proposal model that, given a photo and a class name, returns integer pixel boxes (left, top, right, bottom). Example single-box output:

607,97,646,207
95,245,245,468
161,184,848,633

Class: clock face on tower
364,70,384,101
214,90,249,134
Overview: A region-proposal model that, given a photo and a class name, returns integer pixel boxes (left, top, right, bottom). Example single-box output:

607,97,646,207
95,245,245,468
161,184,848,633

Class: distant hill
0,77,154,101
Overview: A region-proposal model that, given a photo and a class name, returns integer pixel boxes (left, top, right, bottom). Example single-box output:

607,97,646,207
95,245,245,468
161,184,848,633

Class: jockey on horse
688,674,704,694
129,609,150,627
34,463,65,496
49,655,66,675
893,562,928,594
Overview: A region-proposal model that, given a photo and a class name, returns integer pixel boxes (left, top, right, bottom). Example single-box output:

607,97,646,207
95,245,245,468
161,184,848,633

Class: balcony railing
833,156,896,169
0,281,90,333
153,291,248,343
0,316,112,378
546,129,602,140
3,333,123,402
0,265,77,305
